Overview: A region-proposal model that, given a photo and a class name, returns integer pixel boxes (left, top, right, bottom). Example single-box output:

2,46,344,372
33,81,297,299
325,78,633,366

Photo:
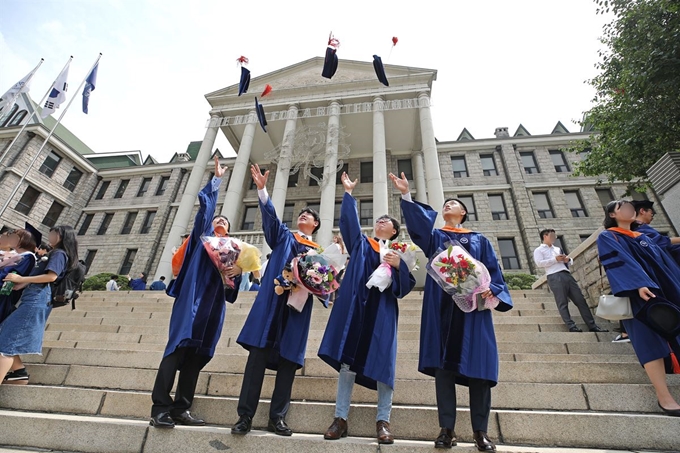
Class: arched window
8,110,27,127
0,104,19,128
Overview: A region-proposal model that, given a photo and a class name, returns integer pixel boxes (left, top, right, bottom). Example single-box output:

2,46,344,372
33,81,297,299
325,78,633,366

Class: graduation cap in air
372,55,389,87
255,97,267,133
24,222,42,248
632,200,655,212
236,56,250,96
321,32,340,79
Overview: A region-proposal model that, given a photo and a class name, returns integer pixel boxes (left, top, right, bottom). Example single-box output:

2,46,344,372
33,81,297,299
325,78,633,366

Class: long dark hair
603,200,636,230
50,225,79,270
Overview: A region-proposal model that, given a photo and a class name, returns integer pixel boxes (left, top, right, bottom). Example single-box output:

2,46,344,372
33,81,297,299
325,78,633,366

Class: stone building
0,58,675,285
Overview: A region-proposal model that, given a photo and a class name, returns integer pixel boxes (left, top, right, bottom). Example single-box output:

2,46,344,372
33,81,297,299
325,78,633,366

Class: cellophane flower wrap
366,241,419,292
0,252,25,270
286,242,348,312
201,236,262,288
425,240,500,312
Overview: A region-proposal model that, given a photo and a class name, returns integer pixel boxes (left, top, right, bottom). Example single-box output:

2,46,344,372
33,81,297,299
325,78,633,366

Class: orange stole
440,226,473,234
171,237,190,277
294,233,320,249
607,227,642,238
367,237,381,253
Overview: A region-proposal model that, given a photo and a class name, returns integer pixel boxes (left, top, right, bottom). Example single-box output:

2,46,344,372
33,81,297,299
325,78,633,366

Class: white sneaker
612,334,631,343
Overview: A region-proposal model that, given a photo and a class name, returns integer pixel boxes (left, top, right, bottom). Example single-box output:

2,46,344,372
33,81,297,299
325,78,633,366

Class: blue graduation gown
130,279,146,290
318,193,416,390
634,222,680,267
0,253,36,324
401,199,513,386
597,229,680,367
236,195,326,369
164,177,241,359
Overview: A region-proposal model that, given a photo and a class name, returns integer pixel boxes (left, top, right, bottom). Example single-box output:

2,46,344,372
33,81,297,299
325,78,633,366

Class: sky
0,0,611,162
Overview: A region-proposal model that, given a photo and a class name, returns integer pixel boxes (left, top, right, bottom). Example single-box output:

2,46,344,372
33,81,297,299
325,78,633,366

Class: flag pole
0,58,52,165
0,53,102,220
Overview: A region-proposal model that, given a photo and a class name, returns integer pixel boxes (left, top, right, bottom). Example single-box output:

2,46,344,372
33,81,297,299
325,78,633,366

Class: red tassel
672,352,680,374
328,31,340,49
236,55,249,65
261,84,273,98
392,36,398,46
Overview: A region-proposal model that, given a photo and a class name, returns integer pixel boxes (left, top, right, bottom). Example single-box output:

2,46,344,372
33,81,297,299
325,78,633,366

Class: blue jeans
334,363,393,422
0,284,52,356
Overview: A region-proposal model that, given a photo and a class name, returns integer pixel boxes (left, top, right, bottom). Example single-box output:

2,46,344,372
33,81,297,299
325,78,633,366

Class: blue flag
82,62,99,114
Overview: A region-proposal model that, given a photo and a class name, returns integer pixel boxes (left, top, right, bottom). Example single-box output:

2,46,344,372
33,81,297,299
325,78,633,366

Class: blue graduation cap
24,222,42,247
255,97,267,133
322,33,340,79
373,55,389,87
238,66,251,96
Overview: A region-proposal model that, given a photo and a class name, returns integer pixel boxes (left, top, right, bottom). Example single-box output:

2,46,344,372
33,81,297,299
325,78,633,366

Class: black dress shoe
268,417,293,436
569,326,583,332
473,431,496,452
434,428,457,449
150,412,175,429
658,402,680,417
589,325,609,333
231,415,252,434
172,411,205,426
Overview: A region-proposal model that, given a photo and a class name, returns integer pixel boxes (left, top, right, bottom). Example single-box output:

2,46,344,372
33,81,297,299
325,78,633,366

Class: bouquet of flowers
0,252,24,270
426,241,500,312
366,240,419,292
201,236,262,288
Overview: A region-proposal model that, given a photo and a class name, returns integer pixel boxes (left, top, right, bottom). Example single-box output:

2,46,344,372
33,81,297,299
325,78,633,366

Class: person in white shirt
533,229,608,333
106,275,119,291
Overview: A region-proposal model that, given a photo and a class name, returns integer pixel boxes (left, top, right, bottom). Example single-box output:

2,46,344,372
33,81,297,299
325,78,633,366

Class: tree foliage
569,0,680,191
82,273,131,291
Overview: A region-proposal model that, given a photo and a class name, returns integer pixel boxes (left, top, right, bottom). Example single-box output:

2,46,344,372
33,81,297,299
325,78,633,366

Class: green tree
82,273,131,291
569,0,680,191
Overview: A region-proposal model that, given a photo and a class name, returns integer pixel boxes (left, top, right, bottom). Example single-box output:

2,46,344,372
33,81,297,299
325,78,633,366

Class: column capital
372,95,384,103
411,150,424,158
328,100,341,116
286,103,300,111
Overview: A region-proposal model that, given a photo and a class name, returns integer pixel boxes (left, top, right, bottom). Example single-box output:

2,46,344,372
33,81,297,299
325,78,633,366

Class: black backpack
51,261,87,309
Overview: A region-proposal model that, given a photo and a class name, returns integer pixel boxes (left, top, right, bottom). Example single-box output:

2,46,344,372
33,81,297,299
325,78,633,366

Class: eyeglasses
375,219,392,225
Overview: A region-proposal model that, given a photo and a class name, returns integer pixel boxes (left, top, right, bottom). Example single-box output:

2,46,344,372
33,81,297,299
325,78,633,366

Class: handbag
595,260,633,321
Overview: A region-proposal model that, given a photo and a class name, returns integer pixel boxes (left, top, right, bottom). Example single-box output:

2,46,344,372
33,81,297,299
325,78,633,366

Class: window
457,195,477,221
250,168,265,190
120,212,138,234
42,201,64,227
580,234,591,243
15,186,40,215
137,178,152,197
565,191,588,217
596,188,614,209
114,180,129,198
282,204,295,227
554,236,568,254
0,104,18,127
309,167,323,187
241,206,257,230
306,203,320,214
335,163,349,185
140,211,156,234
63,167,83,192
533,192,554,219
287,172,299,188
360,162,373,183
397,159,413,180
9,110,27,127
156,176,170,196
359,200,373,226
334,202,342,227
480,154,498,176
119,249,137,275
451,156,468,178
579,148,591,160
95,181,110,200
78,214,94,235
39,151,61,178
489,194,508,220
498,238,521,269
97,213,114,235
549,150,570,173
83,250,97,273
520,152,540,174
631,191,648,201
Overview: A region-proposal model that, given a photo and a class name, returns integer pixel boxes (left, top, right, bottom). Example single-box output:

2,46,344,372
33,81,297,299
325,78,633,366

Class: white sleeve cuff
401,192,413,203
258,188,269,203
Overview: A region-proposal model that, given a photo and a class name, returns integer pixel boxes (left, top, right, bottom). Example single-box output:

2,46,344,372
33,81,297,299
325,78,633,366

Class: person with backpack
0,225,78,386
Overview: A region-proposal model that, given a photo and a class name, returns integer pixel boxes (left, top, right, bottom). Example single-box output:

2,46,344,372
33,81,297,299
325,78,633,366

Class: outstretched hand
389,172,410,195
250,164,269,190
340,172,358,194
214,156,227,178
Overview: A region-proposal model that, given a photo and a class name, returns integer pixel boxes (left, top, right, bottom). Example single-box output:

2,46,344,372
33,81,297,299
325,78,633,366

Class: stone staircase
0,289,678,453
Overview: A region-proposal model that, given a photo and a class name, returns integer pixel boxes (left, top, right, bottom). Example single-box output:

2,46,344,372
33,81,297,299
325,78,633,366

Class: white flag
0,60,43,114
41,60,71,118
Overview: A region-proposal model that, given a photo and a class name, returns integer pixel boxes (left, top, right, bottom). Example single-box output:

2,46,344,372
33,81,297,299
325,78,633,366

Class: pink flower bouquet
201,236,261,288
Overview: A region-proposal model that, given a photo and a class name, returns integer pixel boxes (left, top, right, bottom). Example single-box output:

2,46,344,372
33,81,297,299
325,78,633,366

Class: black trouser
237,346,298,420
151,347,210,417
435,368,492,432
546,271,597,329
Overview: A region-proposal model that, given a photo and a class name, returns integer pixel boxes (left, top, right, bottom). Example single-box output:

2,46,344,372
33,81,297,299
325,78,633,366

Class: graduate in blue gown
0,229,37,325
632,200,680,265
232,164,326,437
319,172,416,444
597,200,680,416
389,172,513,452
150,156,242,428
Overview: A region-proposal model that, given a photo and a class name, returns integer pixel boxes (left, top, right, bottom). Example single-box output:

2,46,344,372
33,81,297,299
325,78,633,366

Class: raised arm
338,172,363,253
389,172,437,256
194,156,226,237
252,164,288,248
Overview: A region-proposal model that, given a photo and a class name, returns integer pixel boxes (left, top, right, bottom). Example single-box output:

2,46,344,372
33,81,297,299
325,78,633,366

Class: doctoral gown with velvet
318,193,416,390
164,177,241,359
401,199,513,386
634,222,680,267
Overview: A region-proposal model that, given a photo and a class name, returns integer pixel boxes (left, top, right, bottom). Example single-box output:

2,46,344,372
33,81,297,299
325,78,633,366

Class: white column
270,104,298,215
418,92,444,225
412,151,427,203
372,96,388,221
155,115,220,280
222,111,256,222
317,100,340,247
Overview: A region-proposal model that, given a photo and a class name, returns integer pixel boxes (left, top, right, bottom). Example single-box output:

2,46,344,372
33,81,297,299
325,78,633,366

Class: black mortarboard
24,222,42,247
635,296,680,340
238,66,250,96
372,55,389,87
255,97,267,133
322,47,338,79
632,200,655,212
